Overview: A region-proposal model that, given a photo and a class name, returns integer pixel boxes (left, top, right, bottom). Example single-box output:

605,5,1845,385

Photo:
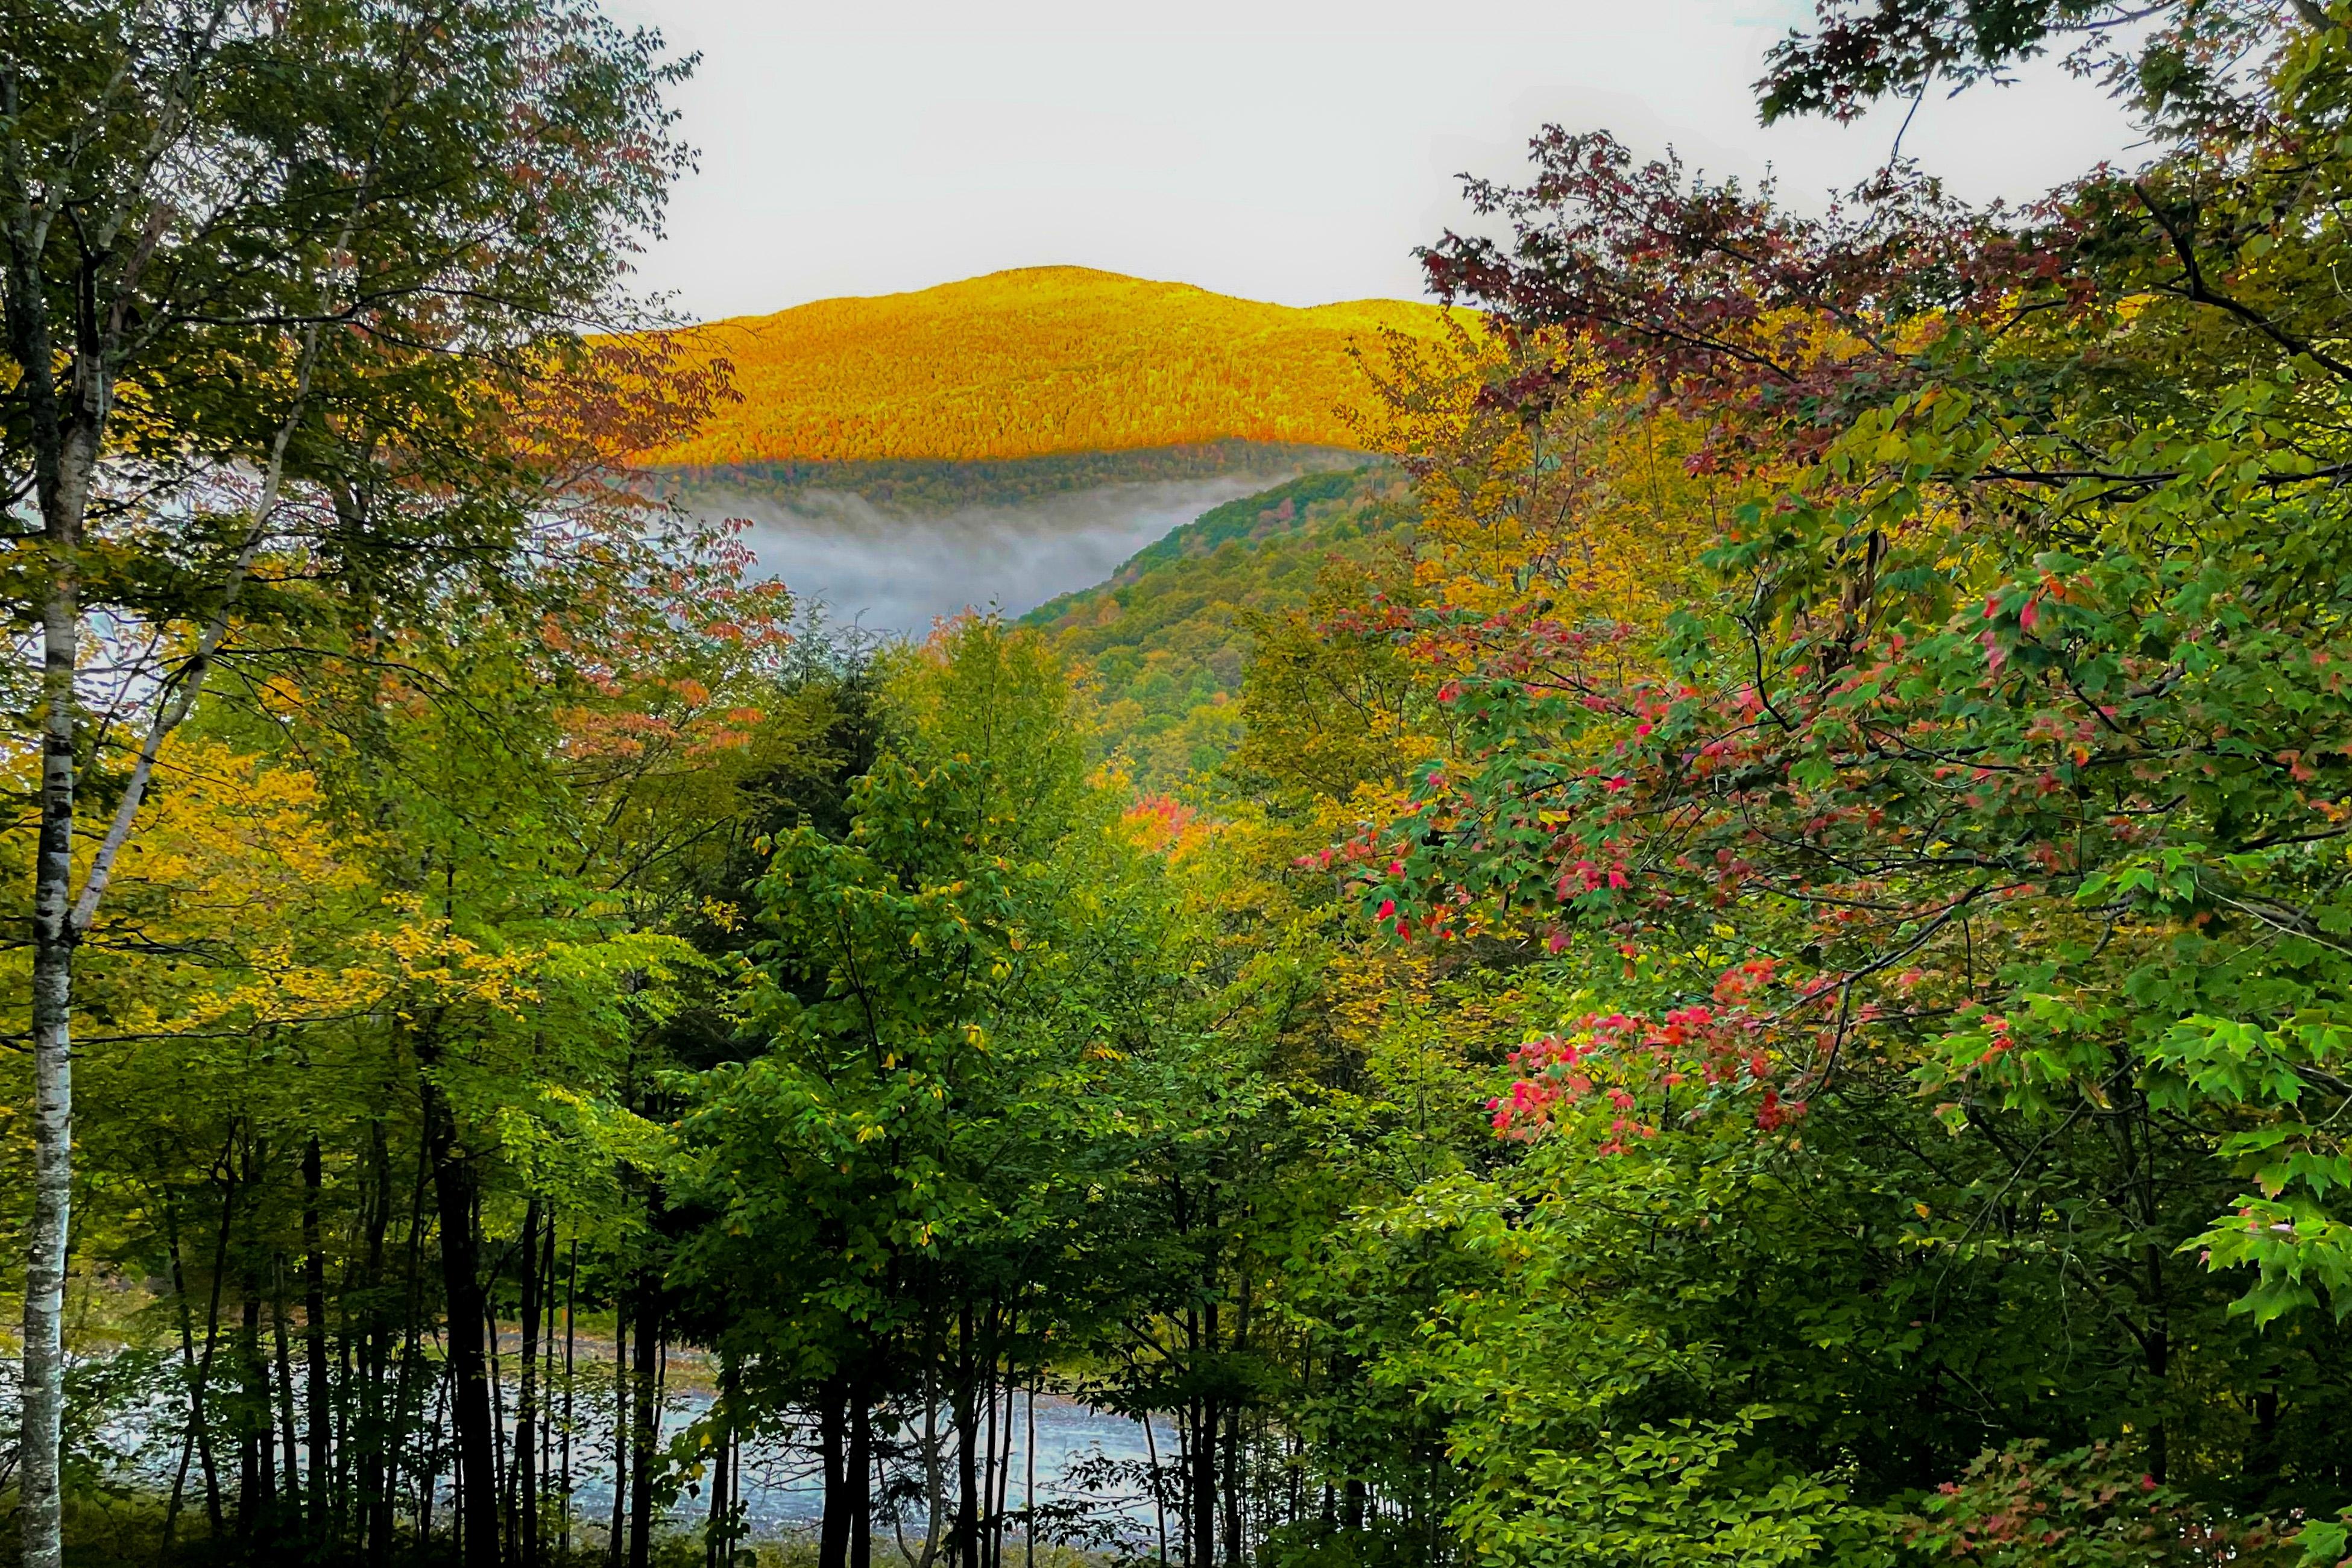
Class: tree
1341,0,2352,1552
675,625,1077,1566
1,2,705,1561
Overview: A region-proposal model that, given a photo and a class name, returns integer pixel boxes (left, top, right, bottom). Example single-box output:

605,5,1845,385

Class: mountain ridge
638,266,1455,468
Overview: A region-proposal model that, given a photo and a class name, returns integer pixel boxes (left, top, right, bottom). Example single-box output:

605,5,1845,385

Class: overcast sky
603,0,2150,326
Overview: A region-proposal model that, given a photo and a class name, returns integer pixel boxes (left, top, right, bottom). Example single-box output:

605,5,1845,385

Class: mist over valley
666,443,1362,629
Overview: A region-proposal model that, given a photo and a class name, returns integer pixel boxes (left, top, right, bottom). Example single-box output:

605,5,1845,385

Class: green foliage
29,5,2352,1568
1258,1518,1437,1568
1907,1443,2298,1568
1294,10,2352,1568
673,620,1147,1388
1455,1413,1884,1568
676,767,1010,1367
1023,466,1412,784
880,619,1094,848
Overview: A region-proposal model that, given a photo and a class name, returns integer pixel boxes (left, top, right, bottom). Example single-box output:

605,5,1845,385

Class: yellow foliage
632,266,1459,465
106,737,369,926
0,737,382,1041
1,738,546,1043
363,916,541,1021
1364,326,1743,638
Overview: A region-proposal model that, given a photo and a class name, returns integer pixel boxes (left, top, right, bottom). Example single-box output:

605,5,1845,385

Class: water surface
563,1391,1178,1546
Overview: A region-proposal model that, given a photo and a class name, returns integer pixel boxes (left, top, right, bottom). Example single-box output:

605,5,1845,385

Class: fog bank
693,468,1314,633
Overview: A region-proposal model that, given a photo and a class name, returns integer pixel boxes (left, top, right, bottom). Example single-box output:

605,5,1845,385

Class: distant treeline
654,441,1372,517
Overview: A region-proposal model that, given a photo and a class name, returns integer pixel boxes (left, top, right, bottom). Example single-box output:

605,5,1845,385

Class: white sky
604,0,2151,326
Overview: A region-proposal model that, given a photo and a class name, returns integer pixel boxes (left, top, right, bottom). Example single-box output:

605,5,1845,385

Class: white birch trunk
22,418,93,1568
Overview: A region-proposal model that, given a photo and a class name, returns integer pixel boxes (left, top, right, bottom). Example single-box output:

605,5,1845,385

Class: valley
662,441,1371,632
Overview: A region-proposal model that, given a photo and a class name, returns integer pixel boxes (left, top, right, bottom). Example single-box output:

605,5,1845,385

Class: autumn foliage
23,0,2352,1564
629,266,1457,465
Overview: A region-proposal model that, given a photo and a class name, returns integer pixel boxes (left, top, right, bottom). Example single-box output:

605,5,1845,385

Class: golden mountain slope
640,266,1454,465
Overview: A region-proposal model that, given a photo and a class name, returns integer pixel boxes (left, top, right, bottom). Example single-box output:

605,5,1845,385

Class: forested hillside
12,3,2352,1568
657,441,1366,517
633,268,1453,466
1024,466,1411,782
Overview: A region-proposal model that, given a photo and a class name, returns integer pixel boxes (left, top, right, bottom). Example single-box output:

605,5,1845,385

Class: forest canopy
626,269,1454,466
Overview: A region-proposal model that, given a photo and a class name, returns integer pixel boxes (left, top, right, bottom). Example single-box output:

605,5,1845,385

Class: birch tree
1,5,704,1564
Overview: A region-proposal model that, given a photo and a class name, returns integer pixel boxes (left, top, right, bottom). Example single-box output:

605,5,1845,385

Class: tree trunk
197,1173,238,1535
706,1354,736,1568
607,1298,628,1568
1225,1285,1249,1568
1219,1403,1242,1568
335,1308,353,1552
362,1125,395,1566
374,1126,426,1567
1174,1417,1191,1568
628,1286,660,1568
1143,1408,1169,1568
915,1347,946,1568
421,1362,448,1544
819,1378,850,1568
982,1346,999,1568
702,1410,727,1568
992,1368,1014,1568
849,1381,874,1568
542,1220,557,1532
304,1136,334,1546
239,1285,277,1541
19,438,87,1568
563,1235,578,1562
517,1196,543,1568
161,1197,203,1551
273,1256,303,1521
954,1304,978,1568
424,1069,501,1568
161,1159,236,1550
1190,1399,1218,1568
2251,1372,2283,1488
489,1292,509,1531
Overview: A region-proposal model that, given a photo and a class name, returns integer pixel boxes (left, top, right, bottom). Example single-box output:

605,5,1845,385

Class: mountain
1023,465,1414,783
638,266,1455,467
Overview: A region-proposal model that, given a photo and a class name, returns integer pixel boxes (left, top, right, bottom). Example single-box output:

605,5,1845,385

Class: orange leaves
1349,327,1753,748
1121,793,1212,861
557,673,768,766
622,266,1461,466
517,330,740,480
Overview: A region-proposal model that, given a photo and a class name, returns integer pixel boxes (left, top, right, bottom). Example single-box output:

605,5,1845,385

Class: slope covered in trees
657,441,1366,518
1023,465,1412,783
14,2,2352,1568
634,268,1454,466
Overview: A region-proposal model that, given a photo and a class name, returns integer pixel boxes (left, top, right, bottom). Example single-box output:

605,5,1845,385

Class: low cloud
692,469,1311,632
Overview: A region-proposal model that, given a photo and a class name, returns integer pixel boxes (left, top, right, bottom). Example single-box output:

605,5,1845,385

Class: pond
74,1346,1177,1549
561,1390,1180,1547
